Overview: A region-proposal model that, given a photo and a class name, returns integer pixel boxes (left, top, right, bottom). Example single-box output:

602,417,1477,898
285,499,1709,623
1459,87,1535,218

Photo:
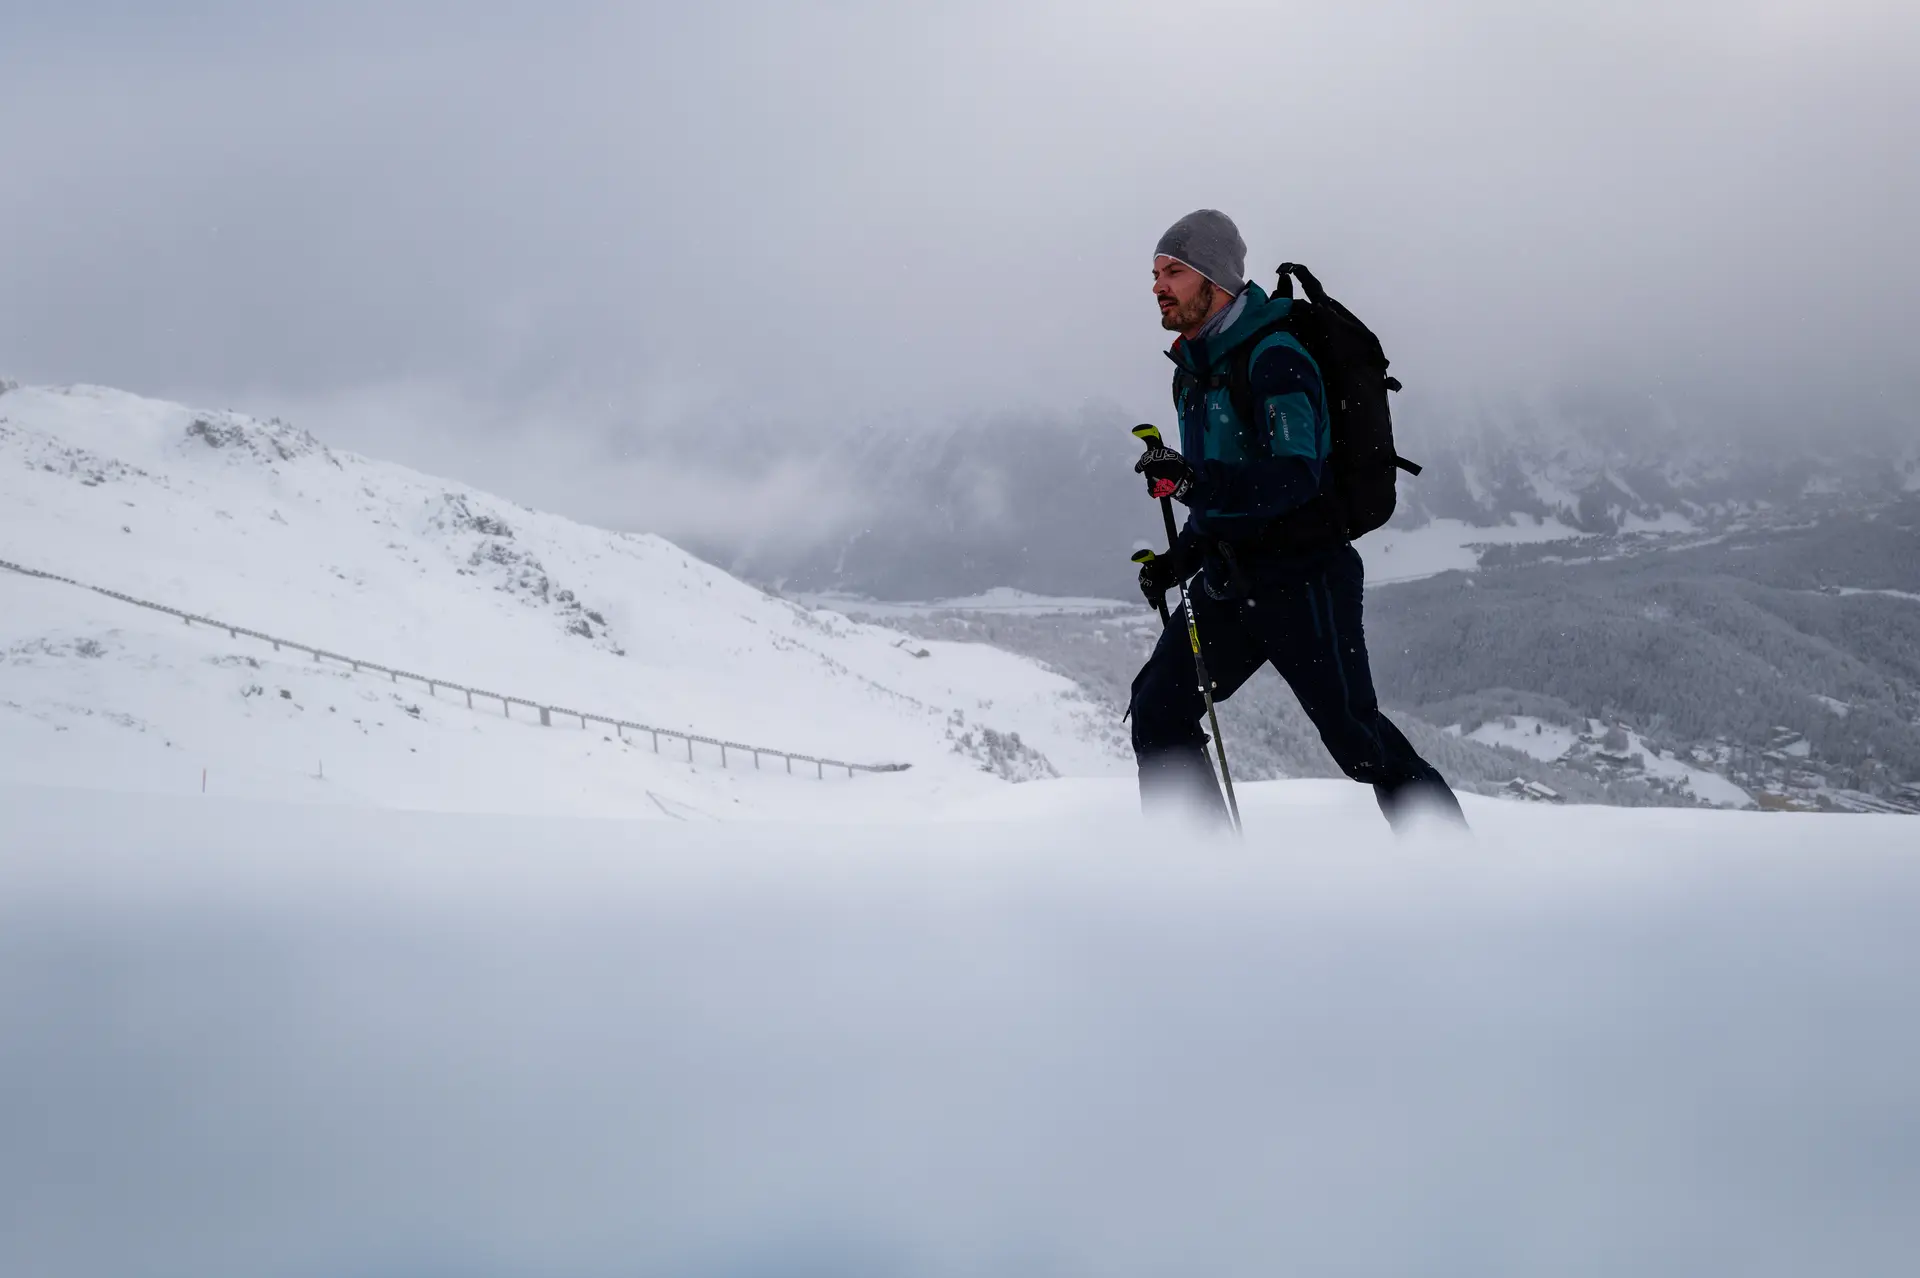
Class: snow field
1620,726,1756,808
1462,714,1582,762
796,587,1135,618
1449,715,1757,808
1359,515,1580,584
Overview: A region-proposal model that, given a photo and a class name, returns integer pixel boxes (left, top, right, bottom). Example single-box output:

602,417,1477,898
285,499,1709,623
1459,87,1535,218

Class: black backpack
1223,262,1421,540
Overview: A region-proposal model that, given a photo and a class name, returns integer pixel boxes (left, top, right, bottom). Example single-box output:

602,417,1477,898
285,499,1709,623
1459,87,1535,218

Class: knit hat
1154,209,1246,295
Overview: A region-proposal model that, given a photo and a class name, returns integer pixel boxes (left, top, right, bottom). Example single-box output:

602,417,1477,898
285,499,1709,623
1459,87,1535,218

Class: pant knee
1129,663,1202,757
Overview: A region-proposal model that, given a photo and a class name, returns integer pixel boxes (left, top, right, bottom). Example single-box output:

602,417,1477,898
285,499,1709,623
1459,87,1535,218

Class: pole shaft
1158,494,1181,553
1158,493,1241,834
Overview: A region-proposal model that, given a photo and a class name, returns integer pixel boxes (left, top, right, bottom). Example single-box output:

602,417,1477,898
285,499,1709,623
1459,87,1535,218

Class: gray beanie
1154,209,1246,294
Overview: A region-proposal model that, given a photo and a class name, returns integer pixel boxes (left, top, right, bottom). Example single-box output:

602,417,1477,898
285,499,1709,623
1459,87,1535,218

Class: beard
1159,280,1218,333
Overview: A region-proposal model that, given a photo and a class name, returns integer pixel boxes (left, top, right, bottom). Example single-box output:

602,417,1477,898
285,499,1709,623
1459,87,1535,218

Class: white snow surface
1622,729,1757,808
1619,509,1699,534
1360,515,1579,584
796,586,1134,618
1835,586,1920,604
0,383,1125,815
1460,717,1753,808
1465,714,1580,762
4,782,1919,1277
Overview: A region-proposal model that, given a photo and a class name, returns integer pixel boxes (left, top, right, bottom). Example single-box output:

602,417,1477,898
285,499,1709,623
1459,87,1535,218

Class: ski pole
1132,424,1242,834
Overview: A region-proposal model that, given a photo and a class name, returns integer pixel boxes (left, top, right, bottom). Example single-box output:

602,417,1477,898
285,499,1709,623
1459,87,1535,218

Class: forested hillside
843,497,1920,811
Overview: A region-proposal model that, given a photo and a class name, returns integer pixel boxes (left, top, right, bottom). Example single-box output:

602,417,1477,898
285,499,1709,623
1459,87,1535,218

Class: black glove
1133,447,1195,505
1136,547,1194,605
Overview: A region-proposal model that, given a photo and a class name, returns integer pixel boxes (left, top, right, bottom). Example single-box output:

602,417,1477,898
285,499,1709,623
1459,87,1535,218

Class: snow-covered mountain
0,382,1126,817
1392,417,1920,535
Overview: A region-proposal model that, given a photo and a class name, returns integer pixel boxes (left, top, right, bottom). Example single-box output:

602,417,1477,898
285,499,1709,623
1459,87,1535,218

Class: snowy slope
1455,715,1756,808
1462,714,1582,762
1358,515,1581,584
0,383,1126,816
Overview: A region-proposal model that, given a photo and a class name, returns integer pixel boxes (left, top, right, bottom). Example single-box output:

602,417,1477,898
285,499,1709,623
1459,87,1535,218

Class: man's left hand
1134,447,1195,504
1136,549,1192,604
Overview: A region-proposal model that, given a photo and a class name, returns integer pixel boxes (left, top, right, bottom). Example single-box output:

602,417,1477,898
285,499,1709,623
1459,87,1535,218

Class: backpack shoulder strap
1169,361,1201,410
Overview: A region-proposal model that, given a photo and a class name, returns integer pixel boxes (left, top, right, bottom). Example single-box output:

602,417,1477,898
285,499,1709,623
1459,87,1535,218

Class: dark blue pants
1129,542,1460,827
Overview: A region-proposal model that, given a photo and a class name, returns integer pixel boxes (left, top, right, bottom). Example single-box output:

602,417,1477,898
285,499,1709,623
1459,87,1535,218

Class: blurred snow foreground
5,384,1920,1276
4,785,1920,1278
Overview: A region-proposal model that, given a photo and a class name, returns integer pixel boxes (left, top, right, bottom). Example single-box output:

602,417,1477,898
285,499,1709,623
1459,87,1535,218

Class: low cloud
3,0,1914,543
256,379,865,553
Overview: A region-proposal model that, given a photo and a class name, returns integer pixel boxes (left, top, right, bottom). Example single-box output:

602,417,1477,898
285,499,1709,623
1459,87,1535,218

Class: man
1129,209,1462,829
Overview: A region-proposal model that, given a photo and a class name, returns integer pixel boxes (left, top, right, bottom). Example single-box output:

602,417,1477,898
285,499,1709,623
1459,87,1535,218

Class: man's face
1153,255,1217,334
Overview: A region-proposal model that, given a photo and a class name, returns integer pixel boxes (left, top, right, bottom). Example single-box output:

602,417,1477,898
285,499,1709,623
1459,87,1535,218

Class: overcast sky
3,1,1914,524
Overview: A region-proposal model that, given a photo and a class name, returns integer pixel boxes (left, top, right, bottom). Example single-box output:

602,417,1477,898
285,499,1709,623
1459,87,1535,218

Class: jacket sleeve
1190,336,1328,521
1169,518,1206,580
